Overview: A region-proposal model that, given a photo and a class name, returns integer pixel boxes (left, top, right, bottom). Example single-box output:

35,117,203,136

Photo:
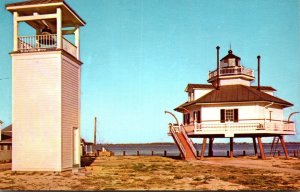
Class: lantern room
208,49,255,86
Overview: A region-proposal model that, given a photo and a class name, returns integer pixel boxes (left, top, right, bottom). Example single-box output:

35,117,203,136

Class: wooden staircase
169,125,197,161
270,136,280,157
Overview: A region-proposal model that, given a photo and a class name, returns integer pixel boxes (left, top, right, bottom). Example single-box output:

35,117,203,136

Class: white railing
170,125,186,158
62,37,77,58
18,35,57,50
18,35,78,59
181,126,197,157
209,66,254,79
191,122,296,135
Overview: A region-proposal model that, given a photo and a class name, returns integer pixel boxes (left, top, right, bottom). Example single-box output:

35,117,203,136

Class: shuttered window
197,110,201,123
234,109,239,122
221,109,239,123
220,109,225,123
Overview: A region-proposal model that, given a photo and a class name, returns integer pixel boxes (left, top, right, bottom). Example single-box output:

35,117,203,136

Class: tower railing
18,34,57,50
208,66,254,79
18,35,78,58
62,37,77,58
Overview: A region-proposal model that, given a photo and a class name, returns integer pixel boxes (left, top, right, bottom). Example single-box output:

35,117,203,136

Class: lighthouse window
220,109,239,123
225,109,234,122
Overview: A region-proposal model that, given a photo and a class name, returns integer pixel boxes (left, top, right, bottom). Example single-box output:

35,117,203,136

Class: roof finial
228,43,232,54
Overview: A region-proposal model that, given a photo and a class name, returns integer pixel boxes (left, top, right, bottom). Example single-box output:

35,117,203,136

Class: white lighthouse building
6,0,85,171
168,46,296,160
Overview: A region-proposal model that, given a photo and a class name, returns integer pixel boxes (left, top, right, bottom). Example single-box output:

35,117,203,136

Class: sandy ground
0,155,299,190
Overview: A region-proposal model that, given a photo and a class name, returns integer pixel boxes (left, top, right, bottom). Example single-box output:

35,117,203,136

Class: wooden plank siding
12,52,62,171
61,56,80,169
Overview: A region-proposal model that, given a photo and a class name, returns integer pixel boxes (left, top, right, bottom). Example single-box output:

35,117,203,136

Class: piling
123,151,126,156
151,151,154,156
197,151,199,157
227,151,229,157
164,150,167,157
278,150,281,157
137,151,139,156
243,151,246,156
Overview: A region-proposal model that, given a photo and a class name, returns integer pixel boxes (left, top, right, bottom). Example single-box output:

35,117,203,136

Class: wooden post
137,151,139,156
229,138,234,158
227,151,229,157
278,150,281,157
208,138,214,157
279,136,289,159
56,7,62,49
200,138,207,160
164,150,167,157
94,117,97,154
74,27,80,60
13,12,19,52
243,151,246,156
123,151,126,156
257,137,265,160
252,137,258,156
151,151,154,156
197,150,199,157
294,150,297,157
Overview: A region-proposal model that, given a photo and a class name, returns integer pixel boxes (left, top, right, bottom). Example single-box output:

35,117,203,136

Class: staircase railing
181,125,197,157
270,136,280,157
170,125,186,158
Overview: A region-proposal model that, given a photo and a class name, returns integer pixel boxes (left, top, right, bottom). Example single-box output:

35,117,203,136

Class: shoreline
97,142,300,146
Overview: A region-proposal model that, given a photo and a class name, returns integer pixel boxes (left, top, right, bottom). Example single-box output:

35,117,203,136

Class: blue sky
0,0,299,143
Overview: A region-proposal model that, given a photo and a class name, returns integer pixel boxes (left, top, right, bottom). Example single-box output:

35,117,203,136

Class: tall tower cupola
208,47,255,87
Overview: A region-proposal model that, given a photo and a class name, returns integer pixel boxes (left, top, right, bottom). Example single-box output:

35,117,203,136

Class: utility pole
94,117,97,155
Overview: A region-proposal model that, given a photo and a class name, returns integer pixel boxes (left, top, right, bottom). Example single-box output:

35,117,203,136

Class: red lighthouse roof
175,84,293,111
220,50,241,61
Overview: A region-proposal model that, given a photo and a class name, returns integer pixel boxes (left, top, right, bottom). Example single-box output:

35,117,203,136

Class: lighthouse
168,46,296,160
6,0,85,171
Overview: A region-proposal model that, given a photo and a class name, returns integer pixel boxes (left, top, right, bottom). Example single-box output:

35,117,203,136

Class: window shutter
197,110,201,123
220,109,225,123
234,109,239,122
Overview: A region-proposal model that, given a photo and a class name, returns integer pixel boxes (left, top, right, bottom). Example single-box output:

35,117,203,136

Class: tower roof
175,84,293,111
220,50,241,61
6,0,63,6
6,0,86,27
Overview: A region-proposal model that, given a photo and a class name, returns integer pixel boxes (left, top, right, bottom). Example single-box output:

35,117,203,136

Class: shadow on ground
81,156,96,167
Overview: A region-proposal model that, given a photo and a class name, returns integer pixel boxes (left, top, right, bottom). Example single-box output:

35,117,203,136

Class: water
97,143,300,157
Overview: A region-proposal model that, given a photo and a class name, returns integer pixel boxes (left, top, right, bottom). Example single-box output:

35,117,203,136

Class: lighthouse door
73,127,80,166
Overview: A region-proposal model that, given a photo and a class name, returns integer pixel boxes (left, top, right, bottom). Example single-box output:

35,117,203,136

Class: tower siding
61,56,80,169
12,52,62,171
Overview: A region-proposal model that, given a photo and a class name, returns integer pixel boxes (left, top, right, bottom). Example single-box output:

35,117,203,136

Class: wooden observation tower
6,0,85,171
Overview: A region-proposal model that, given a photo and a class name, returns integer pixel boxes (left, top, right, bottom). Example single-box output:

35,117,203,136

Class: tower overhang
6,0,86,29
